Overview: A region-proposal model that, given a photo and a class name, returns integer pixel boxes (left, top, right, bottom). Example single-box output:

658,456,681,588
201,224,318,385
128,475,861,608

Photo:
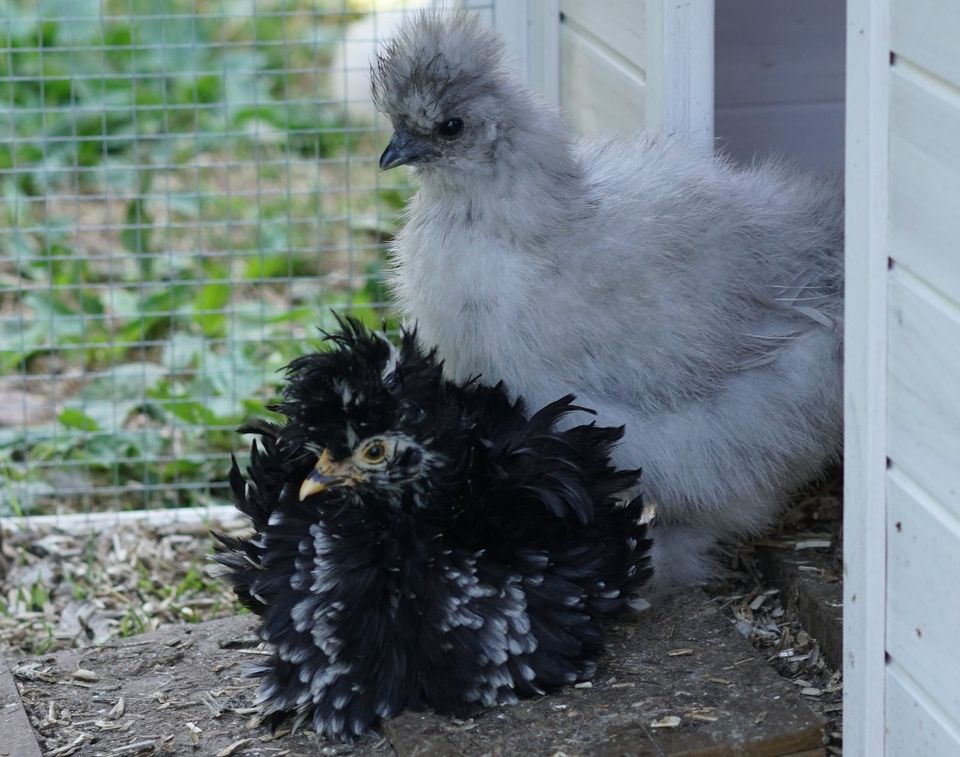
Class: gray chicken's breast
372,10,843,592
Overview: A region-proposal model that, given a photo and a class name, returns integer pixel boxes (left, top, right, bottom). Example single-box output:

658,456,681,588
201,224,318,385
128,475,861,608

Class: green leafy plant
0,1,414,516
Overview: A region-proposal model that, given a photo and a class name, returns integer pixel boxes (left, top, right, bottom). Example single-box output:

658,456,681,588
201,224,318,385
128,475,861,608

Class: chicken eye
435,118,463,139
361,440,387,464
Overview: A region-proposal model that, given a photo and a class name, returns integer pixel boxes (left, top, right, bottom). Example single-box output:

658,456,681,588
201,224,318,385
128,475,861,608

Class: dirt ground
1,473,844,756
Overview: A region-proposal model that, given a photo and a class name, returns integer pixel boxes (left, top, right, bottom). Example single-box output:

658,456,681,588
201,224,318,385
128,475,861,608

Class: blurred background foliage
0,0,414,515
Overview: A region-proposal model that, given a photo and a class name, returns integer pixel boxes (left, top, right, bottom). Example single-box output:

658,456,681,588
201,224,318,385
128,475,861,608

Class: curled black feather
212,317,652,739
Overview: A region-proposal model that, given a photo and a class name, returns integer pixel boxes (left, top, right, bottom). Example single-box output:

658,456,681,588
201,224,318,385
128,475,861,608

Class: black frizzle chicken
213,319,652,739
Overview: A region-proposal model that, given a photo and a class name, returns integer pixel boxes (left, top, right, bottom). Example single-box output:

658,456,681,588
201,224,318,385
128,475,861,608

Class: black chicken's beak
379,129,428,170
298,470,342,501
298,449,357,501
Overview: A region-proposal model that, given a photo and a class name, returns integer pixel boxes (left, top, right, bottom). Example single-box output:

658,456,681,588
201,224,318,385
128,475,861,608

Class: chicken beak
379,129,427,170
298,449,355,501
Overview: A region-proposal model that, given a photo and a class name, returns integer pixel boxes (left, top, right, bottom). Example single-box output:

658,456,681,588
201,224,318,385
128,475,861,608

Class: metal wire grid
0,0,493,520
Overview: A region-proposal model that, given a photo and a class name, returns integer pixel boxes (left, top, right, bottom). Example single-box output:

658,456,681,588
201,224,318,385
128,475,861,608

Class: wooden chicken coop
480,0,958,754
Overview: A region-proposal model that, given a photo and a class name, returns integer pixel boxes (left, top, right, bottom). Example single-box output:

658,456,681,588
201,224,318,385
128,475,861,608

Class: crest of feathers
213,317,651,739
370,10,506,118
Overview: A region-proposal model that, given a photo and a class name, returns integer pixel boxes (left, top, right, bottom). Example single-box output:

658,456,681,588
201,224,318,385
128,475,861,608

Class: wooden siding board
891,0,960,90
885,663,960,756
559,0,646,75
886,472,960,733
888,64,960,305
558,23,646,136
887,271,960,511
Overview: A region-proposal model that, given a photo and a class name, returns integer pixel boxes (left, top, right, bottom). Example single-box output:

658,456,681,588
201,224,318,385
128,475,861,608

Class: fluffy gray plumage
371,11,844,592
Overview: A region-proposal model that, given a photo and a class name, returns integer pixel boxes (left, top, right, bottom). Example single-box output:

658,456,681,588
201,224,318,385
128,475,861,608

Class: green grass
0,0,411,515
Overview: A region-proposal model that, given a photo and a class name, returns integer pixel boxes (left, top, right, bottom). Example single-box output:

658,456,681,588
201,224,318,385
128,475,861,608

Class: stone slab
11,593,824,756
0,657,44,757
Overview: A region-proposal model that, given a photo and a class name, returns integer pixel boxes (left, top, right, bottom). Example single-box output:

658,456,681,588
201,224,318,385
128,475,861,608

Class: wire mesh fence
1,0,492,521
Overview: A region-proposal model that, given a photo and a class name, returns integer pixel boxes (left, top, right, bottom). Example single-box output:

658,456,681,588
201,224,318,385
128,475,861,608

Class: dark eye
361,440,387,463
435,118,463,139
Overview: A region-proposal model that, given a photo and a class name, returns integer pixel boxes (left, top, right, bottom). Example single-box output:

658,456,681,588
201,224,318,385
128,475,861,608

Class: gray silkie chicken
213,319,651,738
371,11,844,591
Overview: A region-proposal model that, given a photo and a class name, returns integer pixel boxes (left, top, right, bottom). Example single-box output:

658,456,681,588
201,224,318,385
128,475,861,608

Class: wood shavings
186,722,203,746
107,697,125,720
748,594,769,611
45,734,87,756
573,681,592,688
626,597,651,613
199,691,224,717
216,738,254,756
108,739,161,755
13,664,57,683
667,648,694,657
71,668,99,682
649,715,681,728
94,718,133,732
794,539,832,550
710,473,844,753
1,521,243,657
685,708,720,723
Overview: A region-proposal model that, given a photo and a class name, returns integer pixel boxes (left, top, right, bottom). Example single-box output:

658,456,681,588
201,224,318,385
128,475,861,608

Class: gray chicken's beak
298,449,358,501
379,129,426,170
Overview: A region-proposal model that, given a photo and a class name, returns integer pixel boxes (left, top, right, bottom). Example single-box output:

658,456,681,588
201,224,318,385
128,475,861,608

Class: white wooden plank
559,0,647,75
888,63,960,305
887,271,960,511
715,0,846,106
490,0,529,80
528,0,561,103
843,1,891,754
558,23,646,137
891,0,960,90
886,663,960,757
715,101,844,170
886,472,960,730
645,0,714,153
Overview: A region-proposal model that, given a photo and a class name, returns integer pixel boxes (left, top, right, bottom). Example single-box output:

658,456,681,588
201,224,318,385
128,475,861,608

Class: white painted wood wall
488,0,715,155
845,0,960,754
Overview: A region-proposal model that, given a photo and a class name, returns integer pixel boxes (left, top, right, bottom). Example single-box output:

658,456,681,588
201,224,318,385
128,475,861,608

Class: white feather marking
380,339,400,381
